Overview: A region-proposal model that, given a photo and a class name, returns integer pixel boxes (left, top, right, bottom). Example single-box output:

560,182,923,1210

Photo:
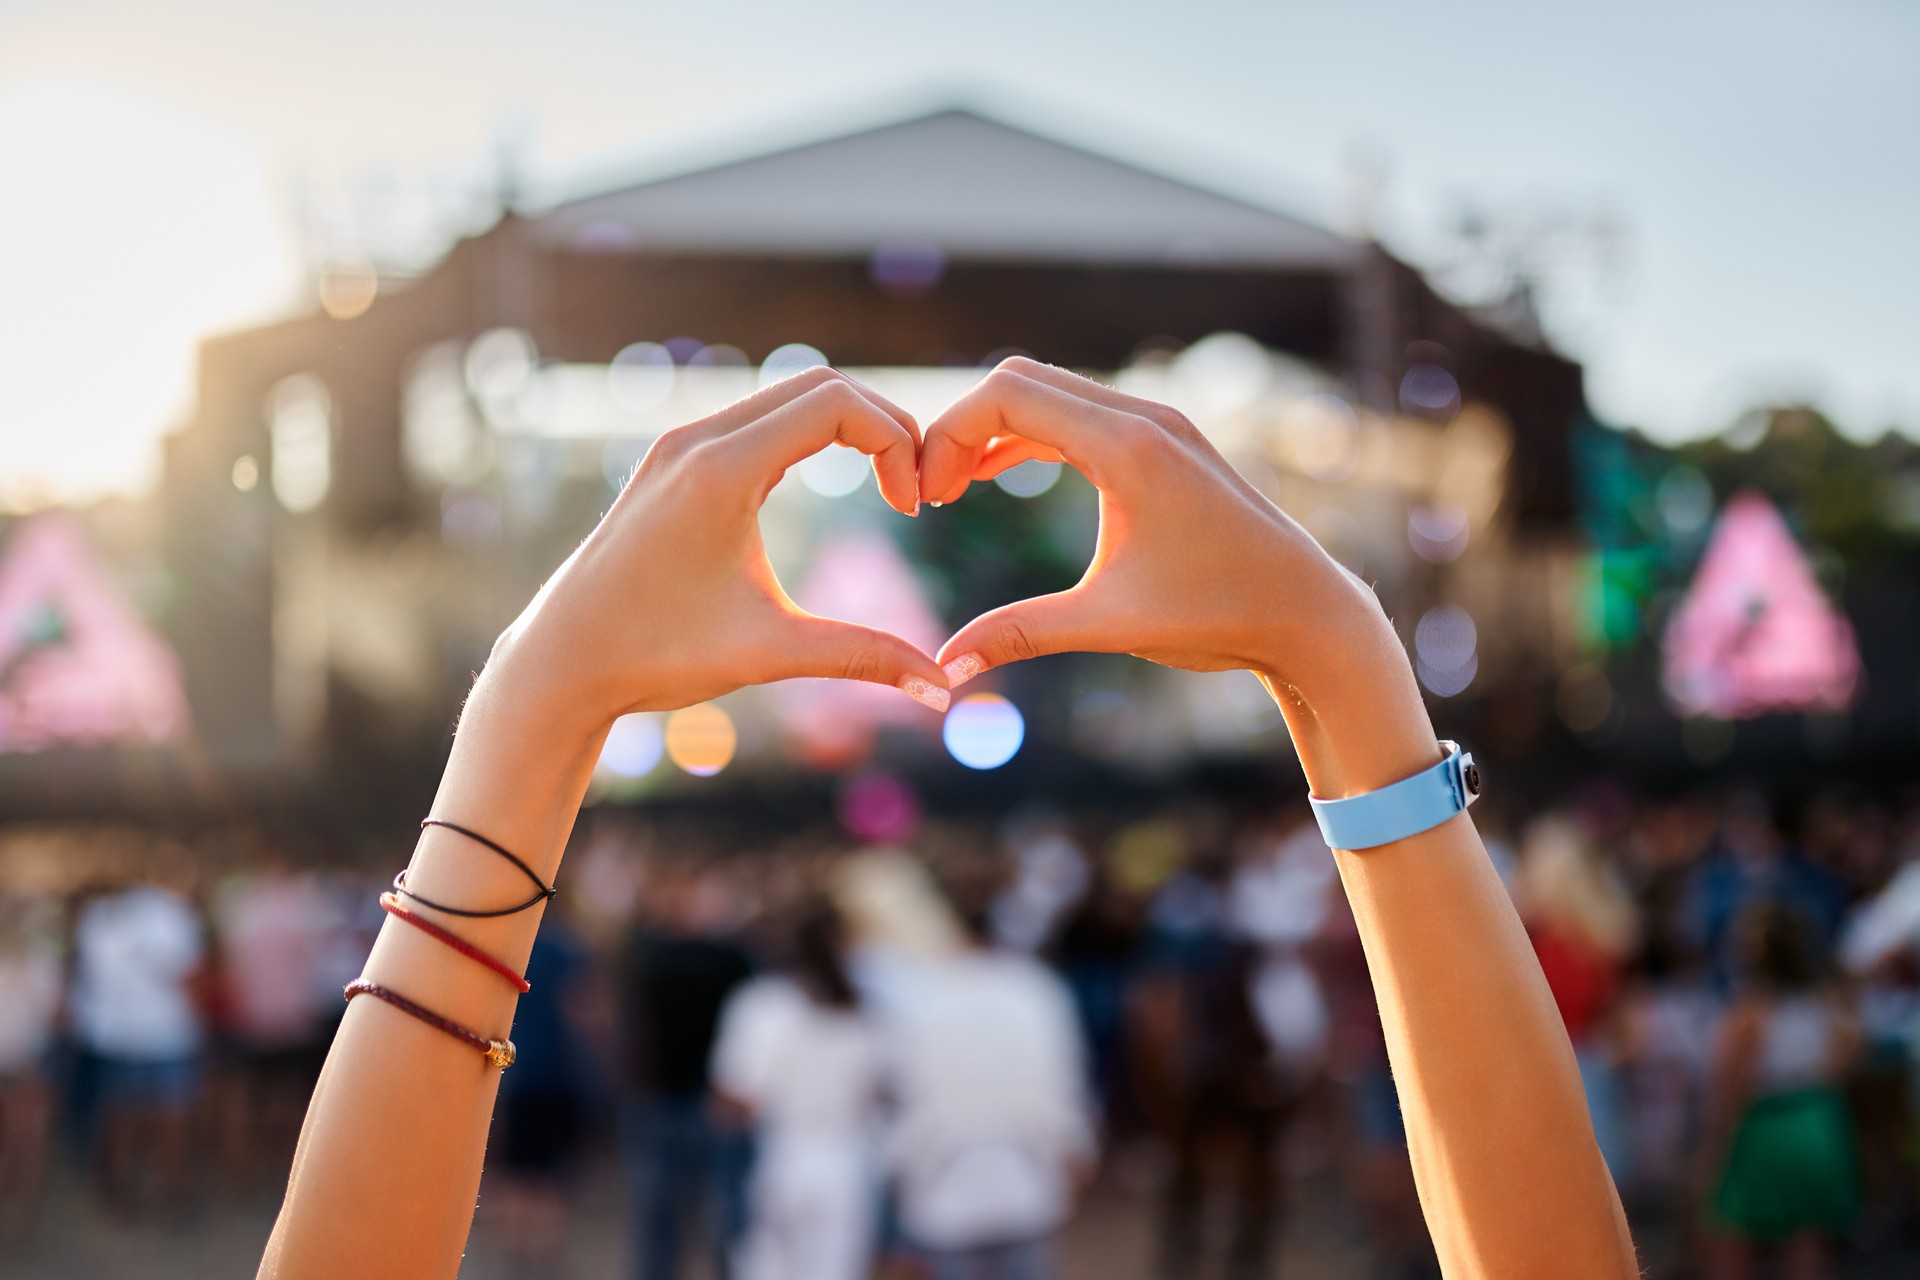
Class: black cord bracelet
391,818,557,919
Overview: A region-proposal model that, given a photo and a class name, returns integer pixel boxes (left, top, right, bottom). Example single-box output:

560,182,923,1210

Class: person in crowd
884,858,1094,1280
1317,879,1436,1280
1140,820,1331,1280
1702,902,1860,1280
494,912,602,1280
0,892,62,1235
1517,814,1640,1180
620,859,756,1280
1052,854,1142,1138
1688,791,1846,992
712,896,885,1280
1837,802,1920,1242
259,362,1637,1280
209,856,339,1190
1616,930,1720,1277
990,823,1090,955
69,852,207,1215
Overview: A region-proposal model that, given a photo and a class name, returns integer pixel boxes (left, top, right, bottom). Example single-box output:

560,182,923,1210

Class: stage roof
536,108,1361,269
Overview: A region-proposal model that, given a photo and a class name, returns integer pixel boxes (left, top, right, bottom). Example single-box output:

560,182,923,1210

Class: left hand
485,366,951,736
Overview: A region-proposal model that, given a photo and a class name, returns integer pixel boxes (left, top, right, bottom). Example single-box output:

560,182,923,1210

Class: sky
1,0,1915,506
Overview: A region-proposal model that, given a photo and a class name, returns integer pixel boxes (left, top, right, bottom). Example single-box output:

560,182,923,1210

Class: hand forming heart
487,358,1423,778
917,357,1372,690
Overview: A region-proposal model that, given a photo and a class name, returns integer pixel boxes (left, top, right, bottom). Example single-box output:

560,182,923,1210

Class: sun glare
0,77,299,511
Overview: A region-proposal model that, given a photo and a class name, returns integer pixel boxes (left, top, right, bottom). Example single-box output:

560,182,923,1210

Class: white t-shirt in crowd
882,949,1093,1251
713,975,885,1142
714,976,887,1280
71,886,205,1061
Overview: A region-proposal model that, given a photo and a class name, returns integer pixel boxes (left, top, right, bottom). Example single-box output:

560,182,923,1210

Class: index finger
919,363,1156,506
724,377,923,516
703,364,921,444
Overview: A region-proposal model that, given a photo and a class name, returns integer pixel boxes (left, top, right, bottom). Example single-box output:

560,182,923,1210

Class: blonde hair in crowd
1517,815,1639,960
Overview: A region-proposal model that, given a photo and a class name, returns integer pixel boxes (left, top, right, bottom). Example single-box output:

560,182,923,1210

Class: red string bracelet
344,979,517,1069
379,892,531,993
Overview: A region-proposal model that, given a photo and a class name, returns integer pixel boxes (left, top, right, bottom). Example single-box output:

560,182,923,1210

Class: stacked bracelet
345,980,517,1069
390,817,557,919
380,893,531,992
352,818,546,1070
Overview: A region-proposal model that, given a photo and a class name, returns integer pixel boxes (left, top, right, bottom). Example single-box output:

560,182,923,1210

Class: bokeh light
689,343,748,369
993,459,1063,498
836,771,922,843
464,328,537,423
665,703,738,776
759,342,828,388
1407,503,1470,563
608,342,675,411
1399,363,1461,419
403,342,489,487
267,374,332,513
1277,392,1360,483
230,456,258,492
1656,465,1714,537
1173,332,1270,419
1414,605,1478,697
798,445,872,497
1419,655,1478,697
869,242,946,296
943,693,1025,770
318,260,378,320
598,712,664,779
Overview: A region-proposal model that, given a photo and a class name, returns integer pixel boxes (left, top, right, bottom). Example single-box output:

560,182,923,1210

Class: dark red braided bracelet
379,893,531,993
344,980,517,1069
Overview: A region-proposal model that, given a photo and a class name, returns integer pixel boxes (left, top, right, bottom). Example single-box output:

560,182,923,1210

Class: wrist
473,629,615,751
1253,599,1441,800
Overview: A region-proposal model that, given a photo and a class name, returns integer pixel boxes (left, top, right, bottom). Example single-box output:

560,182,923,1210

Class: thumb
779,616,952,713
937,587,1110,690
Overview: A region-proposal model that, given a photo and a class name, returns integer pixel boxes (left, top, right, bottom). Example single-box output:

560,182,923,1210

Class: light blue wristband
1309,740,1481,851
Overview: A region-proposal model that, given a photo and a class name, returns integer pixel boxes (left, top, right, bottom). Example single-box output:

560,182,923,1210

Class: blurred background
2,2,1918,1278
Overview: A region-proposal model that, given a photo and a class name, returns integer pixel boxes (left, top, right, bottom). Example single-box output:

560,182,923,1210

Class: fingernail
942,653,985,689
899,677,950,713
929,500,944,508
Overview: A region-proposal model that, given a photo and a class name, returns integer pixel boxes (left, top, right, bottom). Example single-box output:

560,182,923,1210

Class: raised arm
259,368,950,1280
918,358,1637,1279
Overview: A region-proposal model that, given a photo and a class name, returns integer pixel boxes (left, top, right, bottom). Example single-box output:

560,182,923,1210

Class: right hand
920,359,1386,683
918,357,1439,795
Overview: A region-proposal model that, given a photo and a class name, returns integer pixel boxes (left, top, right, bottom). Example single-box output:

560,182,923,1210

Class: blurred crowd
3,783,1920,1280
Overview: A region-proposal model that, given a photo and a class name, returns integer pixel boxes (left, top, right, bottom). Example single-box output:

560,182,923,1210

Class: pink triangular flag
0,513,192,750
1662,490,1860,719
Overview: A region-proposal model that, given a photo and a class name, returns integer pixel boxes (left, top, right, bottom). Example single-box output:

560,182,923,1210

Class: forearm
1263,606,1635,1279
259,368,944,1280
261,664,607,1280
